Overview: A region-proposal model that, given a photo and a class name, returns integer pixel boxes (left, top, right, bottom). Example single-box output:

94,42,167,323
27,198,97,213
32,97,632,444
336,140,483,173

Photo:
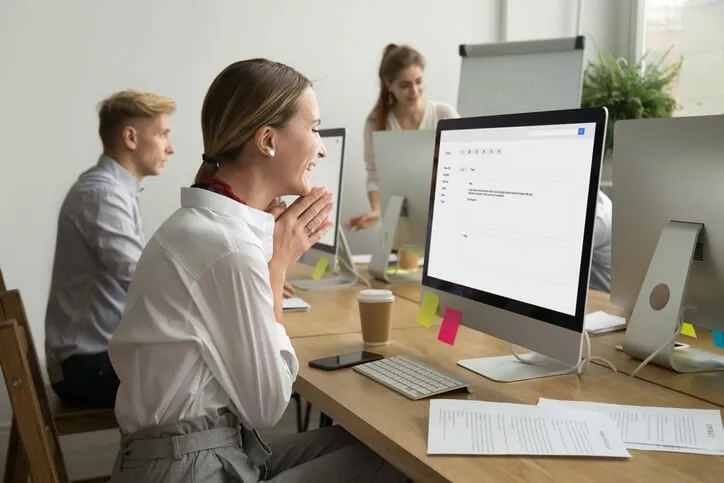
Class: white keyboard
353,355,472,400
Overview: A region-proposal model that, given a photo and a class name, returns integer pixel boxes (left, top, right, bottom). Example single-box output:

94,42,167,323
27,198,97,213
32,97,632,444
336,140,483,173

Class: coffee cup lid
357,289,395,303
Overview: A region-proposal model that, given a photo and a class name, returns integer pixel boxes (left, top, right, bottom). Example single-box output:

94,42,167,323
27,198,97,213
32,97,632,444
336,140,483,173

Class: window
641,0,724,116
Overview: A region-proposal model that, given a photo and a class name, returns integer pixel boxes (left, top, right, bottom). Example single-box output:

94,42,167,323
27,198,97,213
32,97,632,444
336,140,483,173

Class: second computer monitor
422,107,608,382
612,115,724,373
369,129,436,281
283,128,345,270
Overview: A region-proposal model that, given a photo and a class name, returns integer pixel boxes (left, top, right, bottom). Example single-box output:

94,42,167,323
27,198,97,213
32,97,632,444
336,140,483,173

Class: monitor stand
457,352,576,383
622,221,724,373
290,230,359,291
368,195,422,284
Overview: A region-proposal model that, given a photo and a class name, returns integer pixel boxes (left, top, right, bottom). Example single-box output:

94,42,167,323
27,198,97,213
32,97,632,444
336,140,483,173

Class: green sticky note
681,322,697,338
312,257,329,280
416,292,439,328
386,267,409,275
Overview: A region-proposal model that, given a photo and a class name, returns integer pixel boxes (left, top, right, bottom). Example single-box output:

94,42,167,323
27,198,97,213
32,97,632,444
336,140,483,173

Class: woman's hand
345,211,380,231
270,188,334,271
283,281,295,298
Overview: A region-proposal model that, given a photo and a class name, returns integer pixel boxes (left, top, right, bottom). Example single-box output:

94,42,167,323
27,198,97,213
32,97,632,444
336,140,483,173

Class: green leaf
581,47,682,151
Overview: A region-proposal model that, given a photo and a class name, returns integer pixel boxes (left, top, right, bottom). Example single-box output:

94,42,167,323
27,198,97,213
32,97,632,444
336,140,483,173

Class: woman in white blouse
346,44,460,231
108,59,410,482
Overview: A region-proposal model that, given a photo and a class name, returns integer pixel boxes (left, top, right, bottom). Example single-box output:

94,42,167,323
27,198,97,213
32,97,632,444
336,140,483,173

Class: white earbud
268,148,275,157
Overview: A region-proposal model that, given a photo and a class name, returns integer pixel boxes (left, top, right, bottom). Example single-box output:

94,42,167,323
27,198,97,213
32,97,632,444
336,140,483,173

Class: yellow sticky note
386,267,409,275
312,257,329,280
416,292,440,328
681,322,697,338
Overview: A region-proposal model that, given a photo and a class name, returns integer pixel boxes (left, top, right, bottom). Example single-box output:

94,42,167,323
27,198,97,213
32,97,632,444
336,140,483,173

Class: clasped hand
266,188,334,291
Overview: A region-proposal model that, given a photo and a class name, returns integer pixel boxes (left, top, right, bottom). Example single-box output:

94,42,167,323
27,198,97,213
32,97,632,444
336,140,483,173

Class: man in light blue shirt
45,90,176,409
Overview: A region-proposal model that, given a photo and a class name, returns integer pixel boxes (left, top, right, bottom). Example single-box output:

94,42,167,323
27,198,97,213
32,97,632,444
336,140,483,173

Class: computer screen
426,122,596,316
421,108,607,378
282,128,345,253
367,130,436,282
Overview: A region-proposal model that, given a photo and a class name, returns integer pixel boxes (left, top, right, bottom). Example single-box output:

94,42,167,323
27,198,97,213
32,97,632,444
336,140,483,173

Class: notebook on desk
282,296,311,312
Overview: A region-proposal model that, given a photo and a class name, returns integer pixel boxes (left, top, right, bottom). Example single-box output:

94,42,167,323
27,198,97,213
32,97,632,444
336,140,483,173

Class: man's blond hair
98,89,176,147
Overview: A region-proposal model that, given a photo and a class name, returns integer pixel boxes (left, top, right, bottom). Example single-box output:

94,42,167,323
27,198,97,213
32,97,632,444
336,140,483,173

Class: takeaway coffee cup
357,289,395,346
398,247,420,270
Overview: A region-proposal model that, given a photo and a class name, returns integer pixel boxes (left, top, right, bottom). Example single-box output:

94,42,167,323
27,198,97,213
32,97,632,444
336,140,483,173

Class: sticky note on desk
416,292,439,328
713,329,724,349
312,256,329,280
681,322,697,338
437,308,462,345
386,267,409,275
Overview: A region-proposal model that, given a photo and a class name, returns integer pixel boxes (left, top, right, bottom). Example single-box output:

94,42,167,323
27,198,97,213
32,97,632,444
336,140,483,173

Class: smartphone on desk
308,351,383,371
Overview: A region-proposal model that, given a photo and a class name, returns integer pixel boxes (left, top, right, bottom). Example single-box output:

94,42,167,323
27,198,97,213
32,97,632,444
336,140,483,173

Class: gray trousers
110,410,410,482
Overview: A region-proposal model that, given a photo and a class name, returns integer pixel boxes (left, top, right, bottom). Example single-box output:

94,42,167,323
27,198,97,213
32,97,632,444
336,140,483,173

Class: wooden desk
293,326,723,483
283,264,433,339
356,270,724,408
590,331,724,408
376,281,421,303
282,289,430,338
582,291,724,408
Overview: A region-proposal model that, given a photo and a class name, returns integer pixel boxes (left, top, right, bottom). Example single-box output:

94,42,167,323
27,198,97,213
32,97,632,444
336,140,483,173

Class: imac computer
611,115,724,373
369,130,436,283
284,128,357,290
421,107,608,382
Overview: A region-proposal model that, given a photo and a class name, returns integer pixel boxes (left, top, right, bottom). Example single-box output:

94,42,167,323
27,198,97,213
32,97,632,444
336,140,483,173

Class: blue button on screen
577,127,585,135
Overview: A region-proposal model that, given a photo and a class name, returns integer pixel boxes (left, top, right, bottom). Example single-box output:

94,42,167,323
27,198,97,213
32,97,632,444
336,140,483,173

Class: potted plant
581,49,682,155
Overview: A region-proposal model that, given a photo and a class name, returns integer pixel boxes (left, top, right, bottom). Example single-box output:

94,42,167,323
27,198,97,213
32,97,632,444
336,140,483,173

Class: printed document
427,399,630,458
538,398,724,455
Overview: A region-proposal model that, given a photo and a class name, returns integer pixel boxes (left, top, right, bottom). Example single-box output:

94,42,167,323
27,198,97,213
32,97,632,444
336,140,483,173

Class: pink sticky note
437,307,462,345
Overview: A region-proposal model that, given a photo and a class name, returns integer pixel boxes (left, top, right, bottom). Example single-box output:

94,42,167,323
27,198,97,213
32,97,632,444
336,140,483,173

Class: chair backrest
0,320,68,483
0,290,58,440
0,265,6,292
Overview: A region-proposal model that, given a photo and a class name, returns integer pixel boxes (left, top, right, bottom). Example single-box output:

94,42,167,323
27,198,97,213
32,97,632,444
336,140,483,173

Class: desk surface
583,292,724,408
591,331,724,408
283,264,430,339
293,326,723,483
373,278,724,409
282,288,426,338
302,264,724,408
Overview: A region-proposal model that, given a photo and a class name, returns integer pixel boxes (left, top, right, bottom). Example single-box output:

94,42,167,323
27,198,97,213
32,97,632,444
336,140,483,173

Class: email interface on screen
426,123,597,316
282,134,343,248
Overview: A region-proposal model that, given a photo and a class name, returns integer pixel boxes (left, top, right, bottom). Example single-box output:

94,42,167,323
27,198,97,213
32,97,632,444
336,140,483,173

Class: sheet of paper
427,399,630,458
350,254,401,264
282,296,311,312
538,398,724,454
584,311,626,335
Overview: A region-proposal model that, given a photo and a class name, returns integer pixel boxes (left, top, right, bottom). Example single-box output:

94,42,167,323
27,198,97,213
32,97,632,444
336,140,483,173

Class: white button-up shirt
109,187,298,434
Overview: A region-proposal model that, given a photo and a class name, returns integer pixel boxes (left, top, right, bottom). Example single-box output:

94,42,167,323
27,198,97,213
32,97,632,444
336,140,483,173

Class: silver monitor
612,115,724,373
285,128,357,290
369,130,435,282
421,107,608,382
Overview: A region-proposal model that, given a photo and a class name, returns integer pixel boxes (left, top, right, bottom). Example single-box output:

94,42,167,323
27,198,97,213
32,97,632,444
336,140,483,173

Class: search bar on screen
528,128,582,137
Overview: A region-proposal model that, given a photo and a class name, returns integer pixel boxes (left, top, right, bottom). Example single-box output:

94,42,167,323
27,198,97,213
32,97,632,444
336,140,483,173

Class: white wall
504,0,633,62
0,0,628,477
